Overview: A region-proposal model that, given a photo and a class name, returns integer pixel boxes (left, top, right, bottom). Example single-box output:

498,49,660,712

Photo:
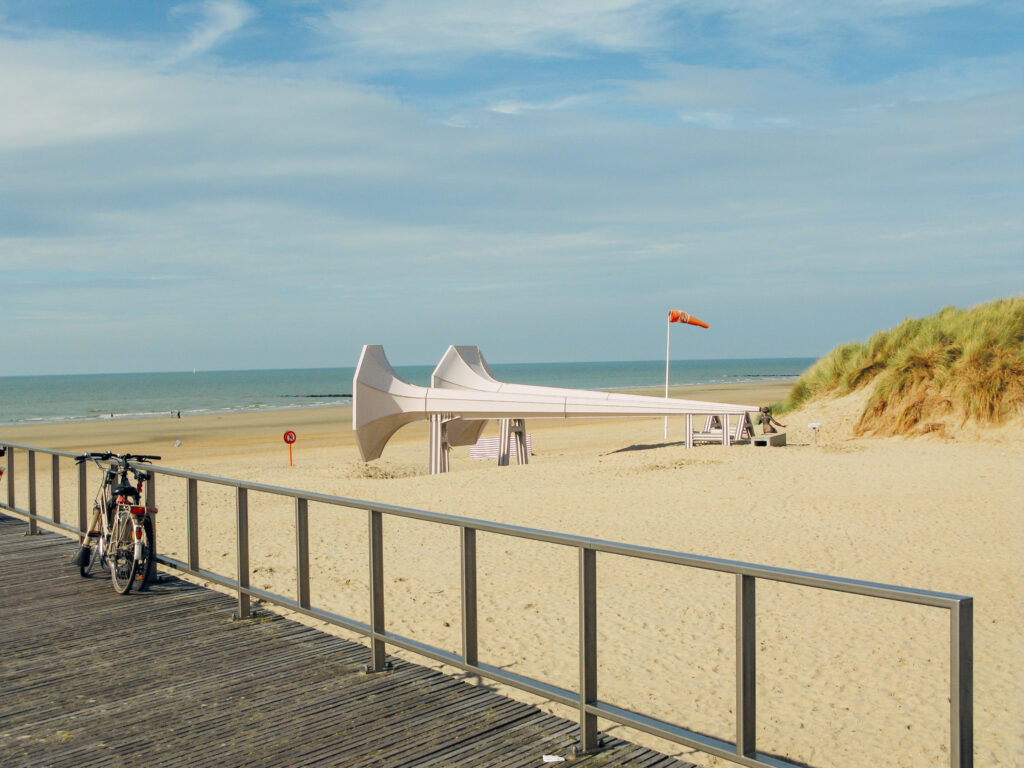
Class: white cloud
489,96,580,114
0,38,162,149
309,0,1016,71
315,0,670,60
168,0,255,61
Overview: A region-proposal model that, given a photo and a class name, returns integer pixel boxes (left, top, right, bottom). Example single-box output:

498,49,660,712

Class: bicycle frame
76,453,159,592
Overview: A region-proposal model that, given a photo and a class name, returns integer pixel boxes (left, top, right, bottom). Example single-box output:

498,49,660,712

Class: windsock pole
664,314,671,440
665,309,710,440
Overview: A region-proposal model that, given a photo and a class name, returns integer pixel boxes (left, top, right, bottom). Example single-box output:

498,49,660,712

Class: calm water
0,358,814,426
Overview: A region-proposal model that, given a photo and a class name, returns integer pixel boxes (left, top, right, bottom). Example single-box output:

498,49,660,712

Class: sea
0,358,815,427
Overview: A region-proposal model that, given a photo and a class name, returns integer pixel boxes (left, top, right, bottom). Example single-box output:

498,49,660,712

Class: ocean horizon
0,357,815,427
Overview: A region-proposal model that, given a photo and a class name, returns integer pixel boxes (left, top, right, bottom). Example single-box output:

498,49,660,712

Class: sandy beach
2,381,1021,768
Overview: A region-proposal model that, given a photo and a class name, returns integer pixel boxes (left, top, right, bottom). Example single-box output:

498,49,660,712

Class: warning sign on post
283,430,296,465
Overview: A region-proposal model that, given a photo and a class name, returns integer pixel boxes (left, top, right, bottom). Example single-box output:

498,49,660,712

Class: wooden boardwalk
0,513,692,768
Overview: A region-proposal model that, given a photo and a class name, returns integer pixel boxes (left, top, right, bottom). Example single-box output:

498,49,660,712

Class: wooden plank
0,513,693,768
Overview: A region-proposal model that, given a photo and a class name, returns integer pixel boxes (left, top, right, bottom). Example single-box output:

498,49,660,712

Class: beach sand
3,381,1021,767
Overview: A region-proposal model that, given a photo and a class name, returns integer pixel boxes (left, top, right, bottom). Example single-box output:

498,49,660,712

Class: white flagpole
664,313,671,440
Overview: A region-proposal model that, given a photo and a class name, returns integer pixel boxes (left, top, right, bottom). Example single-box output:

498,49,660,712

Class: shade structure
433,345,755,410
354,345,760,462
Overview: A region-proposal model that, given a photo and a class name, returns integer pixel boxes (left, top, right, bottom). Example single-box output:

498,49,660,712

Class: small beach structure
354,345,761,473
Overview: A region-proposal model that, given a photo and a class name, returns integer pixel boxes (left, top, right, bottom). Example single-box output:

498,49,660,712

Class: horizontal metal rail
0,441,973,768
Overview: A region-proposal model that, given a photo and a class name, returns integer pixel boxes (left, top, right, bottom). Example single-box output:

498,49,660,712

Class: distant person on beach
759,406,786,434
177,411,181,419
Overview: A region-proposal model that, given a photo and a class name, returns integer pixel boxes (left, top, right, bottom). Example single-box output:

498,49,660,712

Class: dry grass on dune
777,296,1024,436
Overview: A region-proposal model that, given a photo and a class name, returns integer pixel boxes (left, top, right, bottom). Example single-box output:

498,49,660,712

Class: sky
1,0,1021,375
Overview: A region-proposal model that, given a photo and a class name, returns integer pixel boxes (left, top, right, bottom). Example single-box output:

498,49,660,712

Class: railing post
78,458,87,535
51,455,61,525
6,446,14,511
461,526,478,666
144,471,158,586
951,598,973,768
235,487,251,619
295,497,310,610
27,450,38,535
187,478,199,571
736,574,757,757
576,547,600,754
366,508,388,672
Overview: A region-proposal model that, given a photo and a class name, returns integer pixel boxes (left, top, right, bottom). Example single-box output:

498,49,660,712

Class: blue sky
1,1,1021,375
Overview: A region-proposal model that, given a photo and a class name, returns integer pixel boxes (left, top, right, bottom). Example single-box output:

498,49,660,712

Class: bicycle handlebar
75,451,114,464
75,452,162,465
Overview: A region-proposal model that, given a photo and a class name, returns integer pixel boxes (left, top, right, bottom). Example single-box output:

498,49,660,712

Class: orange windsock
668,309,709,328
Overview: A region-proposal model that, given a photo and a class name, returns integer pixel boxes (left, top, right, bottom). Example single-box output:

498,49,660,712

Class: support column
6,447,15,511
144,472,158,588
576,547,600,754
736,575,756,757
186,478,199,571
510,419,529,465
366,509,389,672
461,527,478,667
27,450,38,535
428,413,453,474
497,419,511,466
234,487,251,619
951,598,973,768
295,497,310,609
78,459,87,536
51,455,61,525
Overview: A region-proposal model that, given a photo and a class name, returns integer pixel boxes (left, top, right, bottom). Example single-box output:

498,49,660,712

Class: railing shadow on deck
1,441,973,768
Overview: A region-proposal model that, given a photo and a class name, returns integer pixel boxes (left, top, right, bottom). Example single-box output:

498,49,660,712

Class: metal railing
0,441,973,768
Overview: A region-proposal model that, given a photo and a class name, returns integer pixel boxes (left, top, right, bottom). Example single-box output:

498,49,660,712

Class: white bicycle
72,452,160,594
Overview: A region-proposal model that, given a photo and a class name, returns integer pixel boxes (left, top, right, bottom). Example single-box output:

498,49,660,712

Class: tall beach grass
778,297,1024,435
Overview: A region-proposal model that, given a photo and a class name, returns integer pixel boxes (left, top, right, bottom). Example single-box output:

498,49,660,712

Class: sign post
283,430,296,466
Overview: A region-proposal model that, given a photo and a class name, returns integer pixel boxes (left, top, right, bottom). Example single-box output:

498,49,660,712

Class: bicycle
71,452,160,594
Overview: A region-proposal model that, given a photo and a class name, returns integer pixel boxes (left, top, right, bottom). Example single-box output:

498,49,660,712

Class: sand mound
790,383,1024,444
781,297,1024,438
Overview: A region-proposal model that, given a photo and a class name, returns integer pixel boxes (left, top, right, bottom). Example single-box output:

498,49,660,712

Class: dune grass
777,297,1024,435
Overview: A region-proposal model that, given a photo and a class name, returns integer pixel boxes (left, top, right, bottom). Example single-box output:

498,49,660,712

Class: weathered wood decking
0,513,692,768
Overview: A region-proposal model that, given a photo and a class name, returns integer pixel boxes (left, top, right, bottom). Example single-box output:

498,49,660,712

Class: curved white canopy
433,345,757,409
354,345,759,461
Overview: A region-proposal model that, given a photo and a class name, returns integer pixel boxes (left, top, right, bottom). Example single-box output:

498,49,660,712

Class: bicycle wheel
109,510,139,594
77,505,103,577
133,517,155,591
76,540,98,578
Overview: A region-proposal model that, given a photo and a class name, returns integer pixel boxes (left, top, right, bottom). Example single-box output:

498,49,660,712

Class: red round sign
283,430,296,444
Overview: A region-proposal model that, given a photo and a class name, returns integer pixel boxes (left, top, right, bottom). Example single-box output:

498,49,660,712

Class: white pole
664,314,670,440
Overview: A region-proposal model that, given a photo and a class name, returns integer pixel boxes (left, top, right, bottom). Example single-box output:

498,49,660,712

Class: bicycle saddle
113,484,140,501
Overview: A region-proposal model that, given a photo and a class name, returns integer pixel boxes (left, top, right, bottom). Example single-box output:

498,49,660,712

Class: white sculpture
354,345,760,472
